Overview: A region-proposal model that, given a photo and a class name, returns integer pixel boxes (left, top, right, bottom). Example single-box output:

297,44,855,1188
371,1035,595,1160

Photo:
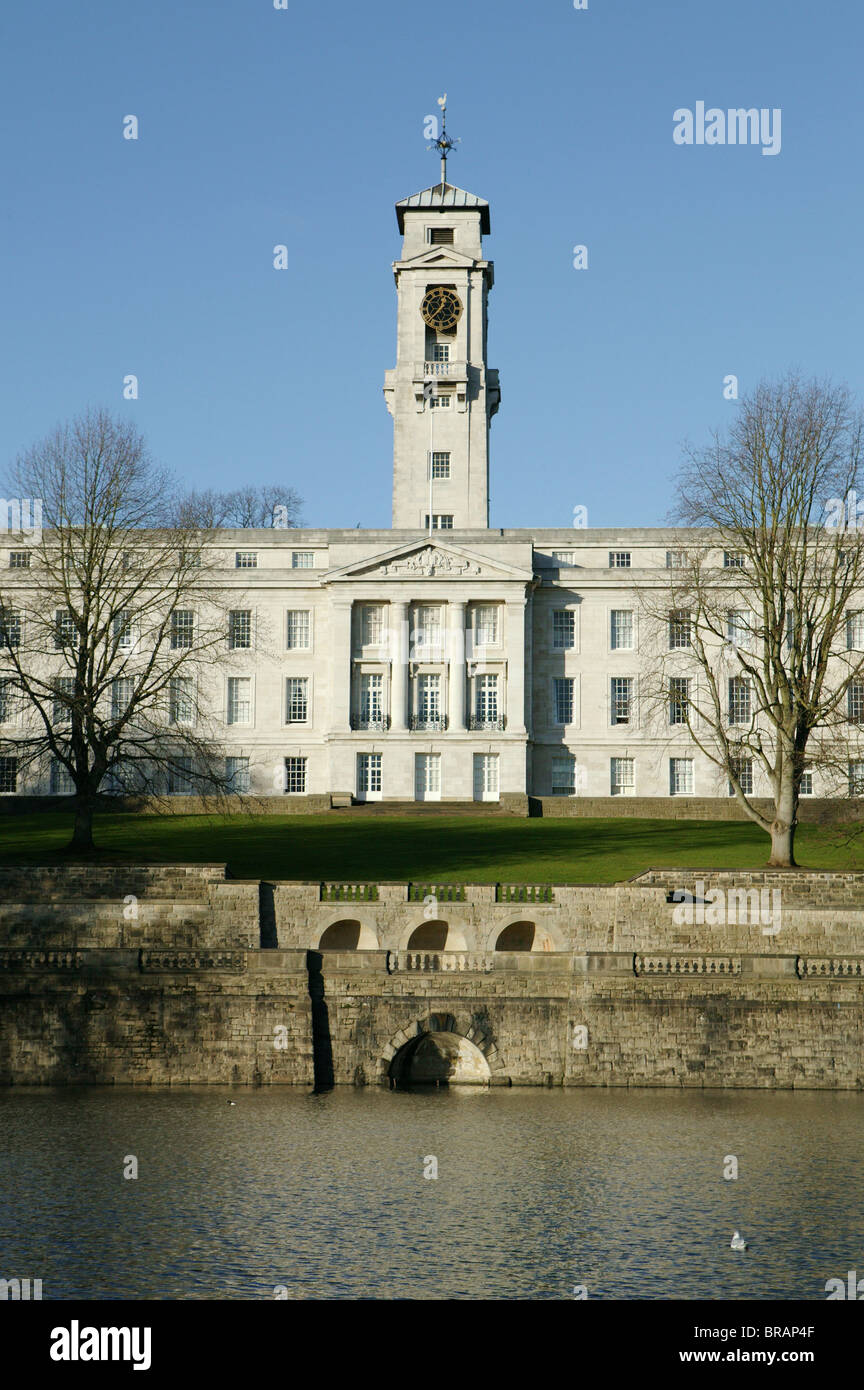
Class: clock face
420,286,463,332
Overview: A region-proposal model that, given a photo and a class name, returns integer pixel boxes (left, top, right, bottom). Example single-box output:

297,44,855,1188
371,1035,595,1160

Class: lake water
1,1087,862,1301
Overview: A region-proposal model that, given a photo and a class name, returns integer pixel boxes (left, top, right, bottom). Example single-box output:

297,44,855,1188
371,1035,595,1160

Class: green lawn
1,811,863,883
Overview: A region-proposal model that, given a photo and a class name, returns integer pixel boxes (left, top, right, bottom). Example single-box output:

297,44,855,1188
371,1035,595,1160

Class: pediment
396,246,478,271
326,539,533,583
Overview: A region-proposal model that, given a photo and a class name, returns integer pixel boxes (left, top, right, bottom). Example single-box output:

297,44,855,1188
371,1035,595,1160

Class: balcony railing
409,715,448,732
468,715,507,732
350,715,391,731
417,359,469,378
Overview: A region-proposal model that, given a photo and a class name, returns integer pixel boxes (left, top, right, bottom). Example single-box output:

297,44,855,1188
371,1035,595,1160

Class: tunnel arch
388,1032,492,1086
381,1015,503,1087
405,921,468,952
318,919,378,951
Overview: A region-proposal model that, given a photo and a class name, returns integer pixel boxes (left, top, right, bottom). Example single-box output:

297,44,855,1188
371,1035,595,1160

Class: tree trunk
768,817,796,867
67,795,95,853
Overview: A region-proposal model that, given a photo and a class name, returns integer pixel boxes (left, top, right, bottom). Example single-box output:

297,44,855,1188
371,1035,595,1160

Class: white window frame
552,608,575,649
285,675,310,725
226,675,255,727
285,609,312,651
168,675,196,727
284,756,307,794
551,753,577,796
610,756,635,796
228,608,254,651
234,551,258,569
609,608,636,652
291,552,315,569
670,757,694,796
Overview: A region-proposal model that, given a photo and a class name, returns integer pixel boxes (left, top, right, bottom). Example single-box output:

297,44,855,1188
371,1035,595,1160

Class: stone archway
495,921,536,951
318,920,378,950
381,1014,502,1086
405,921,469,951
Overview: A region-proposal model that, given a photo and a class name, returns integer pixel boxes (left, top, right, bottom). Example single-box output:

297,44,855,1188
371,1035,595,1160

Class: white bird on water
731,1231,748,1251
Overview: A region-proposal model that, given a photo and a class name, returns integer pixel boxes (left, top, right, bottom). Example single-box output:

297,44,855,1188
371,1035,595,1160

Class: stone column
390,600,410,731
505,597,527,734
330,602,353,730
448,600,467,730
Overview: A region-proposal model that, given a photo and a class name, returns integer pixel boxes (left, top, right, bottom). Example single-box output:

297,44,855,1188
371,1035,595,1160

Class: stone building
1,173,861,806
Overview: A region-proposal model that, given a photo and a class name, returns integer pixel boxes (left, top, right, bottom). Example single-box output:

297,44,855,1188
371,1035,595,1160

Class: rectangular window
225,756,250,794
424,514,453,529
170,609,194,649
724,551,745,569
611,676,633,725
848,612,864,650
610,609,634,650
417,673,441,722
111,677,133,721
668,608,691,649
431,452,450,478
167,758,193,795
357,752,382,799
848,682,864,724
429,227,454,245
552,609,575,649
414,752,441,801
291,552,314,569
473,752,499,802
800,769,813,796
235,551,257,569
54,609,78,649
0,756,19,793
666,550,687,568
611,757,634,796
361,605,385,646
227,676,253,726
113,610,133,650
0,610,22,648
475,673,499,724
552,754,576,796
431,343,450,363
285,676,308,724
50,759,75,795
178,549,202,568
9,551,30,569
552,550,575,566
729,757,753,795
728,676,751,725
553,677,574,725
414,605,442,649
429,393,452,409
0,678,15,723
229,609,252,650
727,610,752,652
359,673,383,726
169,676,194,725
53,676,75,725
284,756,307,794
609,551,631,568
474,605,499,645
669,676,690,725
286,610,311,649
670,757,694,795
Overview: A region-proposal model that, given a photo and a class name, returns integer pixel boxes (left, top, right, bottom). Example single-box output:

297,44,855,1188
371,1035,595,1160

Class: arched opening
495,921,536,952
407,921,453,951
389,1032,491,1086
318,920,378,951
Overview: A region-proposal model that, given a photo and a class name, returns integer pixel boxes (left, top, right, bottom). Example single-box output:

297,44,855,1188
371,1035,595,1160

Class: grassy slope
1,811,862,883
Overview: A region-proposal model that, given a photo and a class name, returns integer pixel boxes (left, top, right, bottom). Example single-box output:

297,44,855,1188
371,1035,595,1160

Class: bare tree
175,484,303,529
640,374,864,866
0,410,246,851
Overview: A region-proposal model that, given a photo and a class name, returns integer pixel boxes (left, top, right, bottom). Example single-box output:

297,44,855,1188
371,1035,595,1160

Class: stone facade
1,864,863,1088
3,177,862,810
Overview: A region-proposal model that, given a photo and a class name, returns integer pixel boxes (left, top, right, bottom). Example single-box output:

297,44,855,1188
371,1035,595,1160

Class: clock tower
383,153,500,530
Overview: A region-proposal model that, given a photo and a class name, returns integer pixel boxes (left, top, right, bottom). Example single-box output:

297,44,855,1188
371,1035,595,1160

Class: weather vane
427,94,460,187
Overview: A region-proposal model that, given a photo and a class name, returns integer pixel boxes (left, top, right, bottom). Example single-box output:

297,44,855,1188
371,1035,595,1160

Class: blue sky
2,0,862,529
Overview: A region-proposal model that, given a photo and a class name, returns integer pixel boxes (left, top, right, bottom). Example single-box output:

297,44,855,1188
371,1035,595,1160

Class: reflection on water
1,1086,861,1300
